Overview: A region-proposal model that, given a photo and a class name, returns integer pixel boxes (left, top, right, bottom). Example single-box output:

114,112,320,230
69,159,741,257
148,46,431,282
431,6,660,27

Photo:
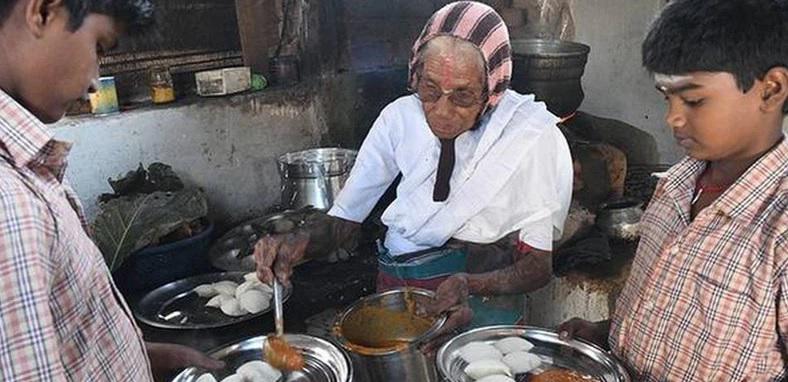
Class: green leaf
92,188,208,271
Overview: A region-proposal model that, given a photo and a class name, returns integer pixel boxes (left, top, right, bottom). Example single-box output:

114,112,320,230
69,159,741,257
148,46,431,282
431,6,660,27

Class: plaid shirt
0,89,152,381
610,139,788,381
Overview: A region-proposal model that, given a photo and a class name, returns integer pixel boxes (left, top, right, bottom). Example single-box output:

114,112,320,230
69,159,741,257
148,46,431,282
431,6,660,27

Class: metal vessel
510,39,591,118
437,325,631,382
278,148,357,211
333,288,447,382
172,334,352,382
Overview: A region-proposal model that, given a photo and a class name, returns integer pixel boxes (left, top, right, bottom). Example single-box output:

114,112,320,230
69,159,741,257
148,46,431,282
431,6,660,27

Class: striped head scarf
409,1,512,111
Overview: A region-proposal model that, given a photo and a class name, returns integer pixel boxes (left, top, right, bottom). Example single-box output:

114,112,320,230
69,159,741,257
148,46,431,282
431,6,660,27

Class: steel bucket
332,288,447,382
277,148,357,211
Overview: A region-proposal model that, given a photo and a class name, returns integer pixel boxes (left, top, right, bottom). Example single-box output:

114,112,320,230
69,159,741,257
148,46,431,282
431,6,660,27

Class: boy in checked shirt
0,0,223,380
559,0,788,380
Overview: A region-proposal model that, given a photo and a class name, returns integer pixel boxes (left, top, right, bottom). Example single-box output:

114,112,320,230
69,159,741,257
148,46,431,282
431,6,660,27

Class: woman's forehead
420,40,485,87
421,57,483,88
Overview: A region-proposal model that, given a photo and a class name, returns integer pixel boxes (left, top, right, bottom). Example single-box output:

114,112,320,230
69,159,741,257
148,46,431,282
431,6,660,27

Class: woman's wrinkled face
417,42,486,140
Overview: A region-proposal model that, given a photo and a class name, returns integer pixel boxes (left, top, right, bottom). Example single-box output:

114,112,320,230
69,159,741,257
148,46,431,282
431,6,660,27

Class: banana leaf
92,188,208,271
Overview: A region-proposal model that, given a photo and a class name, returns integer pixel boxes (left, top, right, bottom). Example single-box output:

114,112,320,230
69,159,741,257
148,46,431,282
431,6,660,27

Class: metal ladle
273,278,284,336
264,279,305,371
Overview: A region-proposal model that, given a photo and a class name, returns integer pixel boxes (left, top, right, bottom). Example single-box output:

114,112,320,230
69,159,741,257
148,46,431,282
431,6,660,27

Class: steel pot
332,288,447,382
596,197,644,240
510,39,591,117
278,148,357,211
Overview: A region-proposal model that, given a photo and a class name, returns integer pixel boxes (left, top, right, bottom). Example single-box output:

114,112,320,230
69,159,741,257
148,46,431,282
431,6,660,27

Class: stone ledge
56,82,317,129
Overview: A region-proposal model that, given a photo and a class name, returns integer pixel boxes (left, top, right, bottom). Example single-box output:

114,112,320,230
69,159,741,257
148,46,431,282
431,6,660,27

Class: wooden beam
235,0,281,75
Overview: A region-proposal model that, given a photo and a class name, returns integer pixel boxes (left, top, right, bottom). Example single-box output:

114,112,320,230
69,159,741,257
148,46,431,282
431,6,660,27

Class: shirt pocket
691,271,764,376
693,271,757,321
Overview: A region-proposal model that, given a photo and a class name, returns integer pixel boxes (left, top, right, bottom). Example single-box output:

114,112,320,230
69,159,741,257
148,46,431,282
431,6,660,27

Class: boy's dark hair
643,0,787,113
0,0,153,34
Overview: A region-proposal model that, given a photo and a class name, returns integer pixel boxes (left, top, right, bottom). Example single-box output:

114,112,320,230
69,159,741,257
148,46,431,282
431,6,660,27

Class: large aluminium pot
332,288,447,382
510,39,591,118
277,148,357,211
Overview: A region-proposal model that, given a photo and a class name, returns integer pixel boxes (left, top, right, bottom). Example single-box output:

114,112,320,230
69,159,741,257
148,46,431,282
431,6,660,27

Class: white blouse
329,90,573,256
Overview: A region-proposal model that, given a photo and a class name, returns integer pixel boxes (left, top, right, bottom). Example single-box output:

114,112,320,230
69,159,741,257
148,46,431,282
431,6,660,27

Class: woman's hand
420,274,474,355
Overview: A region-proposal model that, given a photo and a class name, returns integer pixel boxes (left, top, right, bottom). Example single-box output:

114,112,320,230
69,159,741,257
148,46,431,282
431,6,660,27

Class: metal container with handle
332,288,447,382
278,148,357,211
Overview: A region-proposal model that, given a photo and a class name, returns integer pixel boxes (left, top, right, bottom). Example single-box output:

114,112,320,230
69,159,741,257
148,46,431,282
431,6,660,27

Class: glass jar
149,66,175,104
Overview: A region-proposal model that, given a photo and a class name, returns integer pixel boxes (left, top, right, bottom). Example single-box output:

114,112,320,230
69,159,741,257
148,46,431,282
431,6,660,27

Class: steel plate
437,325,630,382
134,272,291,330
172,334,352,382
209,210,313,272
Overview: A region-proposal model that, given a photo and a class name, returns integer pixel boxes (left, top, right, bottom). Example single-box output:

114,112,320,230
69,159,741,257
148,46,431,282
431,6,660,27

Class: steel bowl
437,325,630,382
172,334,352,382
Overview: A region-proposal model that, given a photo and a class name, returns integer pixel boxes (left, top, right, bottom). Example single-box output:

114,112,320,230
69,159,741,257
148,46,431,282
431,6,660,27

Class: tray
133,272,290,330
172,334,352,382
437,325,630,382
209,210,314,272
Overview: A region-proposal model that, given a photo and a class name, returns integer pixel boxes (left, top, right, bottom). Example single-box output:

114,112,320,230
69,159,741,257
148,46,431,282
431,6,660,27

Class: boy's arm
0,189,67,381
778,265,788,355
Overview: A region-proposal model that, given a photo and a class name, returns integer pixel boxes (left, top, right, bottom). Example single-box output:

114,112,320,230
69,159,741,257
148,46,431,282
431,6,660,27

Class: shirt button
669,246,679,255
645,301,656,310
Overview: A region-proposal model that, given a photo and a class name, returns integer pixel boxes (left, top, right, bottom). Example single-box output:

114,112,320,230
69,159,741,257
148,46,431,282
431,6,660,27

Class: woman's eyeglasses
414,81,486,108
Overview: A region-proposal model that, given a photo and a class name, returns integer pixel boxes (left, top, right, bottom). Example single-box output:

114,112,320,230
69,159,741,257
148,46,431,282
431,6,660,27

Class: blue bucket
113,222,215,295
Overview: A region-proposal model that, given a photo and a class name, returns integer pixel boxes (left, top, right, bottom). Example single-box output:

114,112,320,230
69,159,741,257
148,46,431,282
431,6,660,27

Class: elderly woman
254,1,572,332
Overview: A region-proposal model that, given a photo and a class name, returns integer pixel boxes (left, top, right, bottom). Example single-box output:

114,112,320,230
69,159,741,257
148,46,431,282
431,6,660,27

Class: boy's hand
146,342,224,382
557,318,611,349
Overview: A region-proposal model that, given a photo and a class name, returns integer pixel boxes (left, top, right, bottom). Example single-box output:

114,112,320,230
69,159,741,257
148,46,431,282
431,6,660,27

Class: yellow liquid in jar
151,86,175,104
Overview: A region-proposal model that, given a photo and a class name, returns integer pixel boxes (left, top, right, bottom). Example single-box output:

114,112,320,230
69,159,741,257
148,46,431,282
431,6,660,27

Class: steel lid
277,148,357,179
